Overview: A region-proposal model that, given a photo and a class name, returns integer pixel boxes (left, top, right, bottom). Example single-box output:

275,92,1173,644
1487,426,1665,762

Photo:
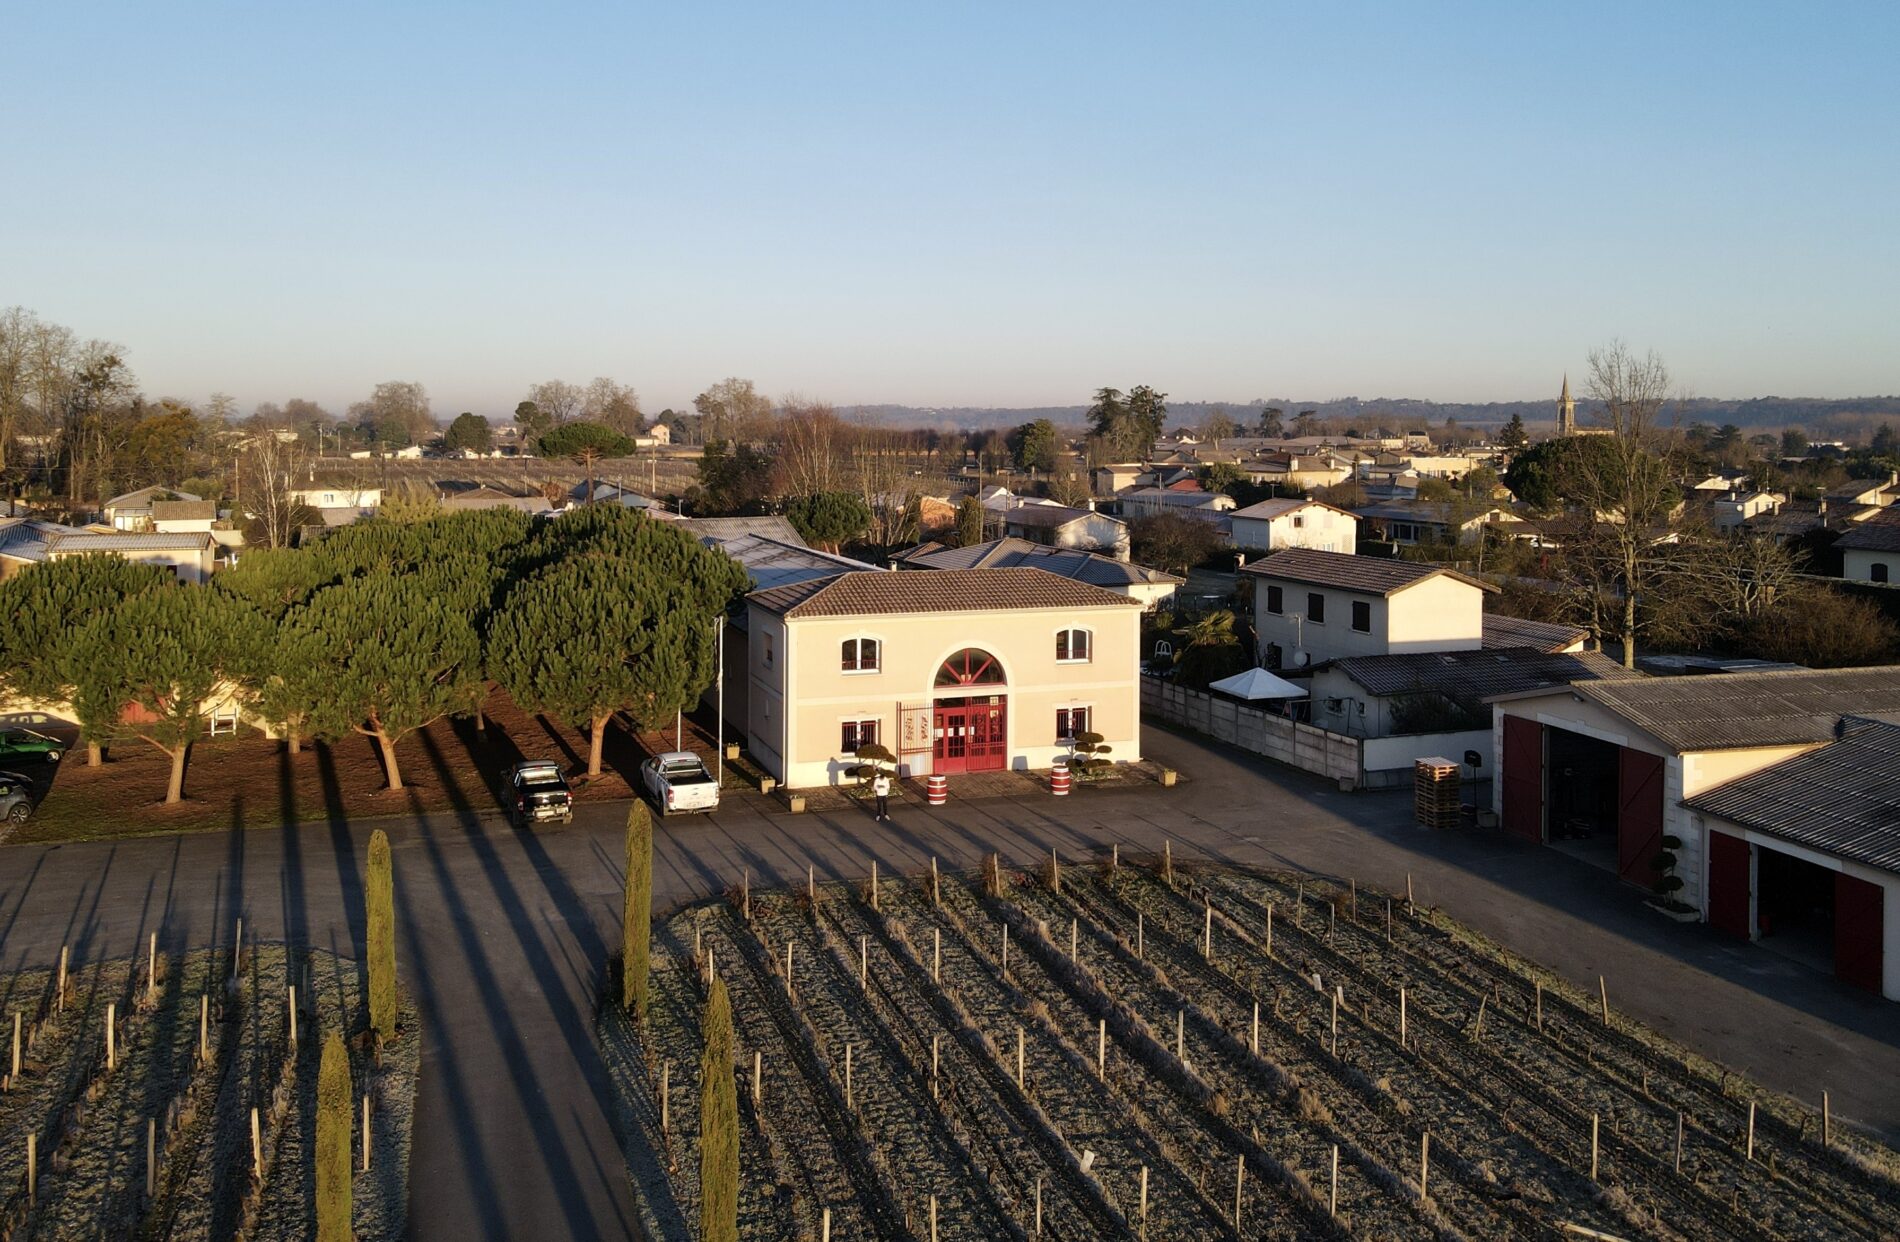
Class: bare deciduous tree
692,377,773,444
527,379,583,426
774,399,844,496
1569,341,1683,667
238,433,311,548
581,377,643,435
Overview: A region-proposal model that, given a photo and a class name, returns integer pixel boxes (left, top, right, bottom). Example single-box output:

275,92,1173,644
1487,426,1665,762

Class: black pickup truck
508,760,573,827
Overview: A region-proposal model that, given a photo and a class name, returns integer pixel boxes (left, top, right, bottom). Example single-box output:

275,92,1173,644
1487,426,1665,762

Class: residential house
1240,548,1493,670
1824,474,1900,510
0,519,217,583
101,487,201,531
1355,500,1526,547
893,537,1182,609
1689,471,1752,493
149,500,216,534
998,503,1130,560
1703,490,1783,534
1228,498,1358,555
1239,453,1352,492
744,567,1142,788
289,485,382,515
1835,509,1900,583
1492,666,1900,999
1092,464,1146,495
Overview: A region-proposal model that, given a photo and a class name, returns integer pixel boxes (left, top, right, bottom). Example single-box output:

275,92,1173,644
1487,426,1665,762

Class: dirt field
4,685,727,845
602,856,1900,1241
0,945,418,1239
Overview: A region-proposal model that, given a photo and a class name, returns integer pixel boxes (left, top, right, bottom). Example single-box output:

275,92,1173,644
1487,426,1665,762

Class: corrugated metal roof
1572,666,1900,751
50,532,213,552
1686,717,1900,874
1481,613,1589,653
749,567,1142,618
1238,548,1495,596
712,534,877,591
1001,504,1100,529
1332,648,1640,699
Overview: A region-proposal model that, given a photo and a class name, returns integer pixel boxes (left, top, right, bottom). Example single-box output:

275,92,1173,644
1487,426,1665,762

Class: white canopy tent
1208,666,1308,701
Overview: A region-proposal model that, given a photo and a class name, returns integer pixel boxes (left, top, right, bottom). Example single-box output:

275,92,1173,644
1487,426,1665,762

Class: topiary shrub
623,801,653,1019
315,1032,352,1242
366,829,397,1043
1068,731,1114,779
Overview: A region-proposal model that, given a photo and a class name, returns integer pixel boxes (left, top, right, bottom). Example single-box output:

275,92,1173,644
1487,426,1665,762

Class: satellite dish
1294,651,1311,667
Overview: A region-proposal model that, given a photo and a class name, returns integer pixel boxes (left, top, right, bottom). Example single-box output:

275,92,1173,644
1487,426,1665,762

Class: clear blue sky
7,1,1896,417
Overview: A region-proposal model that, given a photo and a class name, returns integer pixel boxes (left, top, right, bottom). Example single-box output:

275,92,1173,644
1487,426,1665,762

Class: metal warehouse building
1489,667,1900,1000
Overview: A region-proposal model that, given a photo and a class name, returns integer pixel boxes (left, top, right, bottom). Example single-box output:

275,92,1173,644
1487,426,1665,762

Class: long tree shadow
407,727,624,1238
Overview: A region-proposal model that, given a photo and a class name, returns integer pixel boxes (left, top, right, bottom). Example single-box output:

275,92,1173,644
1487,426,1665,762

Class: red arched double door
933,648,1007,773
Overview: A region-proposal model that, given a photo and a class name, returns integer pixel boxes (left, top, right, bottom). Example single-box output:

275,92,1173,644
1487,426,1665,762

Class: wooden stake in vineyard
106,1001,116,1070
1265,904,1273,958
859,937,868,991
1035,1177,1043,1235
931,1034,940,1099
1002,924,1009,975
1746,1102,1756,1161
1097,1018,1107,1078
148,931,158,1004
871,861,879,911
661,1062,670,1136
1330,1145,1338,1217
1535,980,1543,1032
931,856,940,905
933,929,941,984
146,1116,156,1199
1251,1001,1259,1056
1136,911,1143,960
251,1107,263,1179
821,1207,831,1242
1599,975,1610,1025
1161,840,1172,884
1049,848,1060,894
10,1011,19,1082
1400,988,1408,1049
1590,1113,1600,1181
1419,1132,1430,1202
742,868,751,920
1203,903,1212,960
1069,918,1077,961
1674,1110,1684,1174
289,985,298,1047
57,945,67,1014
1016,1025,1025,1088
1139,1165,1150,1238
844,1044,854,1109
200,994,209,1063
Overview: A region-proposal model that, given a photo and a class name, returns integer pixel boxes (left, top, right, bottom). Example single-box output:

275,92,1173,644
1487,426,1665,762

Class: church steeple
1557,374,1576,436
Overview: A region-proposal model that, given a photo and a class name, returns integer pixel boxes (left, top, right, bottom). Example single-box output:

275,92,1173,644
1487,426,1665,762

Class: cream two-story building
744,567,1143,788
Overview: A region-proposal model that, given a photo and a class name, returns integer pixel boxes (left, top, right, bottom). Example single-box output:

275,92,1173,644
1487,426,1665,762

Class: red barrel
1050,765,1071,796
926,773,948,806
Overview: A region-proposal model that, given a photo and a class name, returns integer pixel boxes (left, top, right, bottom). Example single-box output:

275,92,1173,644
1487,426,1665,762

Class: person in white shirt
872,772,892,821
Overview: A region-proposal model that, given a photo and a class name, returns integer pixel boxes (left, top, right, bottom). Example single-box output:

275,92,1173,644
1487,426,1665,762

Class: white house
1835,510,1900,583
1115,488,1236,519
1239,549,1492,670
150,500,216,534
289,485,382,515
102,487,201,531
1228,498,1357,555
998,503,1130,560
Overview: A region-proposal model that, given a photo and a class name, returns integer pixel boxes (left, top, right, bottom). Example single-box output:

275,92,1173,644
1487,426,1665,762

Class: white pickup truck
641,751,720,815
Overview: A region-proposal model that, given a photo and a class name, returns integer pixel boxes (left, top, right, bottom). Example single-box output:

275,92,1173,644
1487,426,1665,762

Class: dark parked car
0,728,63,765
508,761,573,827
0,770,35,825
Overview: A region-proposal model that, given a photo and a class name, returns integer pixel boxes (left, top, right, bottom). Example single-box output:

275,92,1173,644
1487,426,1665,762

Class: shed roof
1518,665,1900,752
1238,548,1494,596
1685,717,1900,873
1480,613,1589,653
1329,648,1640,699
1229,497,1354,521
50,532,213,553
749,567,1141,619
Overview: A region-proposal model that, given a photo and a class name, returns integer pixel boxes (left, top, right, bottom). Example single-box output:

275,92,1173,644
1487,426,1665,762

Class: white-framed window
1056,706,1092,741
841,637,881,673
841,718,880,752
1055,628,1092,663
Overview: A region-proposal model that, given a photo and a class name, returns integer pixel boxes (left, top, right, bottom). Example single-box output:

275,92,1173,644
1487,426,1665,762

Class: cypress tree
367,829,397,1042
315,1032,352,1242
699,973,738,1242
623,801,652,1018
956,495,984,547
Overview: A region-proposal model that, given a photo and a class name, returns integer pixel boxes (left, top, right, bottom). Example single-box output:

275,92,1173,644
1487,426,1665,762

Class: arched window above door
935,648,1005,687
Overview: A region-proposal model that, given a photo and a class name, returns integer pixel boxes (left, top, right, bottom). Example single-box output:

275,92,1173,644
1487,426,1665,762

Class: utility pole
715,614,725,790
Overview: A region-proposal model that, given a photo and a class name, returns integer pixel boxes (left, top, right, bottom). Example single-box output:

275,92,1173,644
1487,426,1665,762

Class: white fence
1143,680,1494,792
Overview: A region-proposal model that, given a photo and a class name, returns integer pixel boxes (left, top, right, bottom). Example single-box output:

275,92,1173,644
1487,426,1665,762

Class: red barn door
1500,716,1544,842
1705,831,1750,938
1835,872,1885,993
1616,748,1665,887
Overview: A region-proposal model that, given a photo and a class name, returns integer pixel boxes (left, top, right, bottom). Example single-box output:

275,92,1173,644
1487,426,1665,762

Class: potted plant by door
1646,835,1699,921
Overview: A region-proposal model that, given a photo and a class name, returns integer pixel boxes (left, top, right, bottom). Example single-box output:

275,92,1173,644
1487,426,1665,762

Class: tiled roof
1834,509,1900,553
1331,648,1640,699
749,567,1142,618
1481,613,1589,653
1686,717,1900,874
151,500,216,521
1554,666,1900,751
893,537,1181,587
1238,548,1495,596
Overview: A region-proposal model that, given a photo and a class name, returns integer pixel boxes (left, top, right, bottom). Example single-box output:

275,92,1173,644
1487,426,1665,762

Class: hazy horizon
8,2,1896,415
